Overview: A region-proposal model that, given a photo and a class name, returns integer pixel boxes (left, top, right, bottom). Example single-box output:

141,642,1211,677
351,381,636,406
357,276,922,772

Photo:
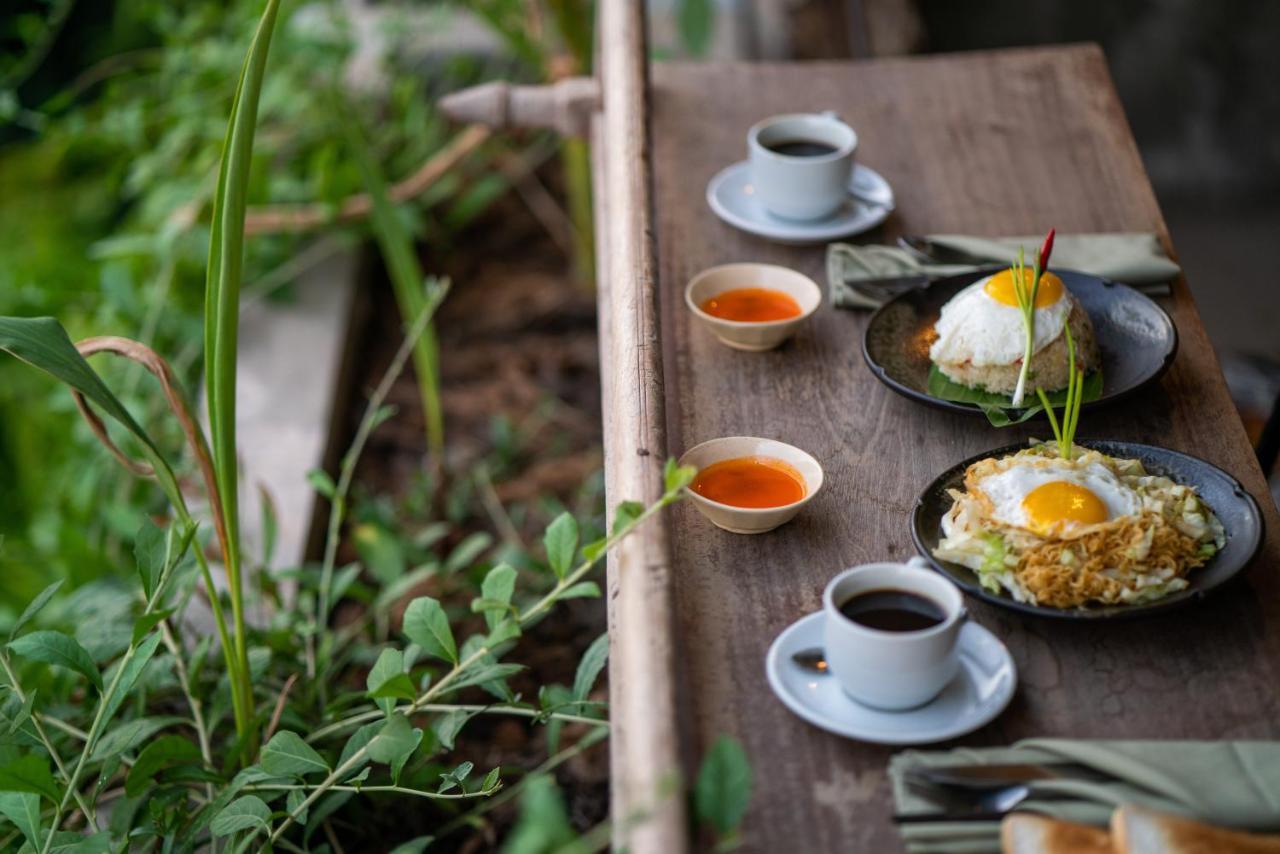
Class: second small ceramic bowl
685,263,822,351
678,436,824,534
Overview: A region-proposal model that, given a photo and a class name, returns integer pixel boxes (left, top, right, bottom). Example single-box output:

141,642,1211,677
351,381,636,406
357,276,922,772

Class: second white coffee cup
821,557,966,711
748,111,858,221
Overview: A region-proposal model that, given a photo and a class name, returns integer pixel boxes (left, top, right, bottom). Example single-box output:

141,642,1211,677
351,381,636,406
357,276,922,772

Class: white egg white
975,460,1141,533
929,276,1072,367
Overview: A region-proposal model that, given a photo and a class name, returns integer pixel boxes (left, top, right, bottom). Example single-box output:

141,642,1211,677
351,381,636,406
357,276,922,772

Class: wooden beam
593,1,689,851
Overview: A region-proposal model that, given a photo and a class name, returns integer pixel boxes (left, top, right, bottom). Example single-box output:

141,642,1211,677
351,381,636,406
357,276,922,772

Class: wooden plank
594,1,690,852
650,46,1280,851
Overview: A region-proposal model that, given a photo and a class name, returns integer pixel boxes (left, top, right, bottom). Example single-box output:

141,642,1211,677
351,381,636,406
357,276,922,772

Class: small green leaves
436,760,473,794
134,520,167,600
8,579,63,641
477,564,517,630
572,633,609,703
402,596,457,664
559,581,600,600
260,731,330,777
367,648,413,713
664,458,697,495
306,468,337,499
432,708,478,752
125,735,202,797
544,513,578,579
210,795,272,837
444,532,493,574
354,522,406,585
90,716,184,763
8,630,102,692
611,501,645,535
131,609,173,646
369,673,416,703
694,735,753,839
0,755,61,802
367,714,420,770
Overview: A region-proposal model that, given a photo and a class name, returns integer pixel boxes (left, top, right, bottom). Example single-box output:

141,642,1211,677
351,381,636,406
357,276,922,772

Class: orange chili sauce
691,456,806,508
700,287,802,322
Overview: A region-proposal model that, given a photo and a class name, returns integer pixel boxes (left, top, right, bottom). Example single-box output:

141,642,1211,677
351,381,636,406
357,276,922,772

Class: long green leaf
260,731,330,778
202,0,282,751
7,631,101,692
0,317,184,507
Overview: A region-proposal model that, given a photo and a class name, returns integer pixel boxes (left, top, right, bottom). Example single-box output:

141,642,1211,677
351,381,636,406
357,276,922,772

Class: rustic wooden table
648,46,1280,851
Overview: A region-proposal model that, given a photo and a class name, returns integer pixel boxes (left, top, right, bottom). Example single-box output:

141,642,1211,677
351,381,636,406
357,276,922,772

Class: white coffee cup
821,556,967,711
747,111,858,221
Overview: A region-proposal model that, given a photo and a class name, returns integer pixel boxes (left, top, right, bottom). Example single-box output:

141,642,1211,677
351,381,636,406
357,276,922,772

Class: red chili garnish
1037,228,1056,273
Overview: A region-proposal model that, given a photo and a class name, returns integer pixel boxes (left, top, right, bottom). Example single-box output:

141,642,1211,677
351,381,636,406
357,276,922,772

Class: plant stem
247,783,499,800
158,617,216,812
312,287,449,709
305,704,605,744
316,290,447,625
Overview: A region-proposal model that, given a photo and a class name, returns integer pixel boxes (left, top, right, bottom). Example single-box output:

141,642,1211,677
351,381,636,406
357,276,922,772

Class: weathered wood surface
594,1,689,852
649,46,1280,852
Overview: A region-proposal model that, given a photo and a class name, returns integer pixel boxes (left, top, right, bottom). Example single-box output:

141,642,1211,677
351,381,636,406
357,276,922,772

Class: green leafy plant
694,735,753,851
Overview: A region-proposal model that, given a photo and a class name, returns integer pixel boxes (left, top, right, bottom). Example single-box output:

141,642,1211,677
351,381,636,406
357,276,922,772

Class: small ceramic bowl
678,436,824,534
685,263,822,351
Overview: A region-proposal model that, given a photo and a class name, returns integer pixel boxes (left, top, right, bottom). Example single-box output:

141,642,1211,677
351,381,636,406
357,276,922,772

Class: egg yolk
1021,481,1109,533
983,269,1064,308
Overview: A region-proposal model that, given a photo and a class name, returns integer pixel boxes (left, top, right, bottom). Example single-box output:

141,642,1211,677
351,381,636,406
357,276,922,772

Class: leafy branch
266,461,696,844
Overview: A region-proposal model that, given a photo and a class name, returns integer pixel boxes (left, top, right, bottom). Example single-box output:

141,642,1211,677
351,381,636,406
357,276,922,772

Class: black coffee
838,589,945,632
765,139,838,158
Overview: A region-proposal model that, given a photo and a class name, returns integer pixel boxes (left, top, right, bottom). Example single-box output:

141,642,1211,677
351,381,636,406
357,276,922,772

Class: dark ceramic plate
910,440,1264,619
862,269,1177,417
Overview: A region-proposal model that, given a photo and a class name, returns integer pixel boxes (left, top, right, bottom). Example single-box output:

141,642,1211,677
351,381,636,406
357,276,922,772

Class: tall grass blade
203,0,283,749
337,91,447,456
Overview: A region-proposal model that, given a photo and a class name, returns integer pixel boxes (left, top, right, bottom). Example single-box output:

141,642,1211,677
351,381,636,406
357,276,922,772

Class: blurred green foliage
0,0,538,611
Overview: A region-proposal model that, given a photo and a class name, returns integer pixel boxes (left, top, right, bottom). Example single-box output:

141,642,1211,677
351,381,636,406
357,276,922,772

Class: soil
331,183,608,851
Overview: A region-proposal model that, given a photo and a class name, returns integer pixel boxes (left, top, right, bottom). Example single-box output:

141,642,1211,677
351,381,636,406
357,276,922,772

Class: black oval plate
862,269,1178,418
910,440,1264,619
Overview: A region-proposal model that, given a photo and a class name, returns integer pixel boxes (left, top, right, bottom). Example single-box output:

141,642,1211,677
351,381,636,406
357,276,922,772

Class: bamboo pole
593,1,690,851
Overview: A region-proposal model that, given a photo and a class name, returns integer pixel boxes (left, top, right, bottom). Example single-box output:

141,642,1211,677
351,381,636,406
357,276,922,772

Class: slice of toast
1112,805,1280,854
1001,813,1112,854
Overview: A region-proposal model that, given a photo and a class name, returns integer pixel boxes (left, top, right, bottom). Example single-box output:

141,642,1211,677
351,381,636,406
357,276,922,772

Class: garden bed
331,189,609,849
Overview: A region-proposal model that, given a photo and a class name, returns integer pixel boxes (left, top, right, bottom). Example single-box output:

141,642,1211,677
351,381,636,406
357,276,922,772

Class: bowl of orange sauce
678,436,824,534
685,263,822,351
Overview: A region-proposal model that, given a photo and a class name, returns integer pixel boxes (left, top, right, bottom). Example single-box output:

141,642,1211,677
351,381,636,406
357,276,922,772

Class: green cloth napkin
891,739,1280,854
828,232,1180,309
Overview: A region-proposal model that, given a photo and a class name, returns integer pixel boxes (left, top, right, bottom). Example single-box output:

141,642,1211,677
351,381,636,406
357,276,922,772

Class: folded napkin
828,232,1180,309
891,739,1280,854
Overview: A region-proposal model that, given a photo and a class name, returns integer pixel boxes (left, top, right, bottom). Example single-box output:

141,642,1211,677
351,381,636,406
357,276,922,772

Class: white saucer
706,160,895,245
765,612,1016,745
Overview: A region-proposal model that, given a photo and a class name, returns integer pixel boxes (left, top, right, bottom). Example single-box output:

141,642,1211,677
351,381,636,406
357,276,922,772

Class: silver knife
905,763,1111,790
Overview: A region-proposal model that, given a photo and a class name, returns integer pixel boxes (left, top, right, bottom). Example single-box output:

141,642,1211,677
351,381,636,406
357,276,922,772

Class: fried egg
930,269,1071,367
975,459,1141,536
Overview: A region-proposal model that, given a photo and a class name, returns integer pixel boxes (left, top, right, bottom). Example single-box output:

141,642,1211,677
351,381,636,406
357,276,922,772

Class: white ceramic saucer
706,160,894,245
765,612,1016,745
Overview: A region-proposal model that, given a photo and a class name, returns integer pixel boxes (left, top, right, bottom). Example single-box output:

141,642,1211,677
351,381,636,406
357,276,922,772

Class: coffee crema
691,456,806,508
837,589,946,632
764,139,839,158
700,287,802,323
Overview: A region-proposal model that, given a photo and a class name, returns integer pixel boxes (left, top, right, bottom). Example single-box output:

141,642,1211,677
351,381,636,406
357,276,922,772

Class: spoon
791,647,830,674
